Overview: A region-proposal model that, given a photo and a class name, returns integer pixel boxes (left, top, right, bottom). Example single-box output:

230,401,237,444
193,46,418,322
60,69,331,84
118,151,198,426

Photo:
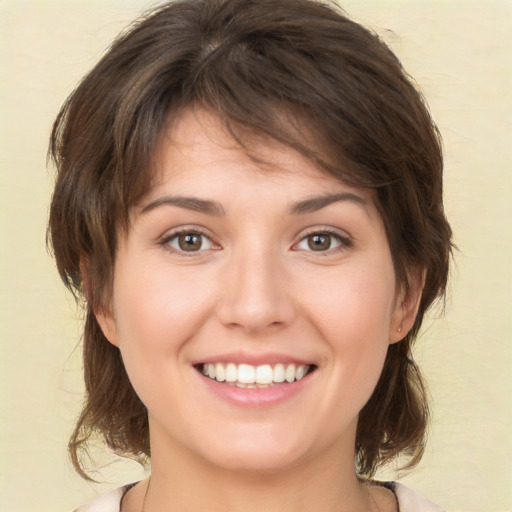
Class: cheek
301,263,396,401
109,261,214,392
303,263,396,345
113,259,212,341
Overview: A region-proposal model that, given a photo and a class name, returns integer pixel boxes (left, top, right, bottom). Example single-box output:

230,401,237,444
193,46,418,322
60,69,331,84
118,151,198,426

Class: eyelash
160,227,353,256
292,228,353,255
160,228,219,256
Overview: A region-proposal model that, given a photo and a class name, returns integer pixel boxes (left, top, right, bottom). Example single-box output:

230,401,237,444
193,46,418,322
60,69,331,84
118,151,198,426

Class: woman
48,0,453,510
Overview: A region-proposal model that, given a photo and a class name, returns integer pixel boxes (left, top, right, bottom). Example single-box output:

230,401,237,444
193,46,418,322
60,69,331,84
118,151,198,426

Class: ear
95,307,119,347
80,259,119,347
389,267,425,344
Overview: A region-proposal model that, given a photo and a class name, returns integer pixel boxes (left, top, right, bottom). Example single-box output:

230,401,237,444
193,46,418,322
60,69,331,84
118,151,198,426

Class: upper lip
192,352,315,367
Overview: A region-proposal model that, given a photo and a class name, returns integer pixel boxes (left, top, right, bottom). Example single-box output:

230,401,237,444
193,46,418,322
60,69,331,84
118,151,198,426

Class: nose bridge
216,239,295,332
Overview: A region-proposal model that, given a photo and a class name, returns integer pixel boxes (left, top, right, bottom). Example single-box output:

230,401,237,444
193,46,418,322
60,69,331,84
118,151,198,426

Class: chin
208,446,305,475
192,425,312,474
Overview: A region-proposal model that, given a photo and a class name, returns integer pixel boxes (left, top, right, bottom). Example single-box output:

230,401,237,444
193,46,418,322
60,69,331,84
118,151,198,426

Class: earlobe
81,260,119,346
389,267,425,344
95,308,119,347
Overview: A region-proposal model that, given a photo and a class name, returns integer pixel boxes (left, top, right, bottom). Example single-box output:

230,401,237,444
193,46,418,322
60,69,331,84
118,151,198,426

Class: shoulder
73,483,135,512
389,481,445,512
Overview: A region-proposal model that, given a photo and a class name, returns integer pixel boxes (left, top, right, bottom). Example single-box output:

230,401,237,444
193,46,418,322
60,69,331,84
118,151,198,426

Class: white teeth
215,363,225,382
237,364,255,384
200,362,311,385
285,364,296,383
273,363,285,382
255,364,273,384
225,363,237,382
295,365,307,380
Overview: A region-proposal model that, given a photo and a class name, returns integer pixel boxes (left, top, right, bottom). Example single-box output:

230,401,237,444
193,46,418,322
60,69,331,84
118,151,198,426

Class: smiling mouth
196,362,316,388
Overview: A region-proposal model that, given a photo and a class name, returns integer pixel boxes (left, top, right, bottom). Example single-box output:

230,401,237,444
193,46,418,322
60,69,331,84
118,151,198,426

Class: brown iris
178,233,203,251
307,234,331,251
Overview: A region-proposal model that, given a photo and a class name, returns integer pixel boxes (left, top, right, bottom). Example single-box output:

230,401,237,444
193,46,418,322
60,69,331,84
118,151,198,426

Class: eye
165,231,215,253
295,231,349,253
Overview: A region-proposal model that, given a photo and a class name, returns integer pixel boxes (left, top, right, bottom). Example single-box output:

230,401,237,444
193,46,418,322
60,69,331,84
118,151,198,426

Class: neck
142,430,376,512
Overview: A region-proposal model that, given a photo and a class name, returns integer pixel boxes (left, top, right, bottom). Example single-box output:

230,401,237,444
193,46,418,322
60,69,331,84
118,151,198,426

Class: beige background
0,1,510,511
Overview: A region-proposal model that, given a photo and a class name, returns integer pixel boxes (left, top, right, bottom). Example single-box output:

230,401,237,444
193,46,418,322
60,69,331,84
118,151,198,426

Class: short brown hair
48,0,453,479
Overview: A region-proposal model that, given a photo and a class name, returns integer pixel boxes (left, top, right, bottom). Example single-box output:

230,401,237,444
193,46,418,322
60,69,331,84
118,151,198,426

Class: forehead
147,106,372,204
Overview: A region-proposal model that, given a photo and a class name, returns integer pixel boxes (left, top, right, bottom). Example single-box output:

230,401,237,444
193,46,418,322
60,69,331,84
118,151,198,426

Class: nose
216,246,296,334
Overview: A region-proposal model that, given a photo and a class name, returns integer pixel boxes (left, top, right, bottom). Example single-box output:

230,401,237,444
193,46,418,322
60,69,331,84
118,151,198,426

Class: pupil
308,234,330,251
179,233,201,251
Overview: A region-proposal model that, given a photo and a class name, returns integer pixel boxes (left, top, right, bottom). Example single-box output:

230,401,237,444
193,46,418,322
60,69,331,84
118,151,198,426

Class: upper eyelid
160,230,221,258
158,225,352,249
159,227,220,252
294,225,352,241
292,227,353,251
160,225,215,242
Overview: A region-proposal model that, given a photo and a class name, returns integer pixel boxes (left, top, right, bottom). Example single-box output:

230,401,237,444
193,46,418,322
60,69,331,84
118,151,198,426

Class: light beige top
75,481,445,511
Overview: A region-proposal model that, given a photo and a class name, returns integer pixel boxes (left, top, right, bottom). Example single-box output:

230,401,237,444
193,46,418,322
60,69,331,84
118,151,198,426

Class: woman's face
98,108,410,474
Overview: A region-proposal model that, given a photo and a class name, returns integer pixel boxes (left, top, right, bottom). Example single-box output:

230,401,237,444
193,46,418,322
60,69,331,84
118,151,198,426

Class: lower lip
198,371,313,408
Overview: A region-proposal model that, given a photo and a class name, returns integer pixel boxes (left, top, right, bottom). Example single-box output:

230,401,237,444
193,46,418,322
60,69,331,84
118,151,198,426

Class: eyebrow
140,192,368,217
289,193,369,215
140,196,226,216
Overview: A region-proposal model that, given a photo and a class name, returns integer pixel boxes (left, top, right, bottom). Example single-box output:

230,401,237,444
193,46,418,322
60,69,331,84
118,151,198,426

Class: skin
97,108,423,512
